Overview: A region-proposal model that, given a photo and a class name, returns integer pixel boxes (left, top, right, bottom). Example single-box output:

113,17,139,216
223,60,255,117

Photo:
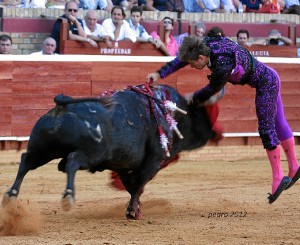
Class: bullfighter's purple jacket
157,35,293,150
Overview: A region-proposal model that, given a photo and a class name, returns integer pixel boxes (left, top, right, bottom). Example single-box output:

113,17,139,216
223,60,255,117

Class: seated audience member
101,6,137,42
127,5,156,44
206,26,225,37
46,0,67,9
236,29,268,47
236,29,251,47
51,1,97,54
79,0,113,11
188,0,226,13
242,0,262,12
167,0,185,11
0,0,22,7
83,10,112,47
0,34,12,54
176,21,206,47
146,0,169,11
150,16,178,56
30,37,58,55
27,0,47,7
283,3,300,14
112,0,138,10
254,29,293,46
222,0,239,12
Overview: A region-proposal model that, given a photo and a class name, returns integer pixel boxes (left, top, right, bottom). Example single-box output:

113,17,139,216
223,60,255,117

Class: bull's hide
3,84,215,219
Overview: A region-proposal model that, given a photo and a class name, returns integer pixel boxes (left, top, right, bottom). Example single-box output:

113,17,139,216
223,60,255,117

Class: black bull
2,84,215,219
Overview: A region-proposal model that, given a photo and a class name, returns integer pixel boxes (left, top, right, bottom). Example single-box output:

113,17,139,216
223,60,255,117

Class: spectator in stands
26,0,47,7
167,0,185,11
0,34,12,54
0,0,22,7
283,3,300,14
30,37,58,55
112,0,138,10
150,16,178,56
206,26,225,37
187,0,226,13
146,35,300,205
236,29,252,47
51,1,97,54
78,0,114,11
222,0,239,12
242,0,262,12
83,10,112,47
46,0,66,9
254,29,293,46
102,6,137,42
146,0,169,11
127,6,156,45
176,21,207,47
236,29,270,47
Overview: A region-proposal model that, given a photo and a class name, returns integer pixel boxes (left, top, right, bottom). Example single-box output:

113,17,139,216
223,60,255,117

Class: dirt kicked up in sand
0,152,300,245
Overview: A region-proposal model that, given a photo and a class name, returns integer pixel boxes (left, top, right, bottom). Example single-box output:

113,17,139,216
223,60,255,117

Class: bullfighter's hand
146,72,160,83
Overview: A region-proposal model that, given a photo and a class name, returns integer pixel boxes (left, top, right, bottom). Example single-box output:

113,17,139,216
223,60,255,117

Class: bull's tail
54,94,113,106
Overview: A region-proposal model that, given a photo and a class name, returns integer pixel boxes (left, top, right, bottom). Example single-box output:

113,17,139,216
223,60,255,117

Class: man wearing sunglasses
150,17,178,56
51,0,97,53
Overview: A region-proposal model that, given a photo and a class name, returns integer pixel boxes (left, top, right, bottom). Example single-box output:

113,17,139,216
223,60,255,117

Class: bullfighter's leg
2,152,45,207
61,152,89,212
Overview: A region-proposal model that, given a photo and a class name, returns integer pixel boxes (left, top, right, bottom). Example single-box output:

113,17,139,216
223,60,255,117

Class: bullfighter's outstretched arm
146,56,188,82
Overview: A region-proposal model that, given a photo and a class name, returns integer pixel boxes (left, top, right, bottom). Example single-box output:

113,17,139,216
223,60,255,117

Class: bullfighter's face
188,55,209,70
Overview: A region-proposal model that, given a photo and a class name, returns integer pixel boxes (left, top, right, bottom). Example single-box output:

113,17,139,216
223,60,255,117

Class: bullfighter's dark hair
179,35,210,62
206,26,225,37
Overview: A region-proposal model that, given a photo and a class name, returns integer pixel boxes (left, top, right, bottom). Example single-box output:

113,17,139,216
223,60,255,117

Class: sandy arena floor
0,151,300,245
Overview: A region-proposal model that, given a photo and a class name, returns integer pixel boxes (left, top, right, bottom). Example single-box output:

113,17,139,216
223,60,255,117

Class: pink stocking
266,146,284,194
281,137,300,178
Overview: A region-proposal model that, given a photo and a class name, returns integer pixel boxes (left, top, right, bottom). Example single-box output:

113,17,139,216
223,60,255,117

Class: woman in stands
146,35,300,204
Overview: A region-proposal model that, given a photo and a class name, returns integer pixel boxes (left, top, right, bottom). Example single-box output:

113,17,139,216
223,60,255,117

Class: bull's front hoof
125,210,142,220
61,189,74,212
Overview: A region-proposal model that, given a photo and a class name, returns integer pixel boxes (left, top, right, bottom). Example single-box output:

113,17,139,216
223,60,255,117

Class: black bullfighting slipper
285,167,300,190
268,176,292,204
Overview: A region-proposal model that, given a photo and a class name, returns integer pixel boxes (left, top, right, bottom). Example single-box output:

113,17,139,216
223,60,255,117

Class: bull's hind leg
61,152,88,212
2,153,34,207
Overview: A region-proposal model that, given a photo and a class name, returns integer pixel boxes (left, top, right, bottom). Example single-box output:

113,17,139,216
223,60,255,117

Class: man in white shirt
30,37,59,55
102,6,137,42
127,5,155,44
83,10,112,47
